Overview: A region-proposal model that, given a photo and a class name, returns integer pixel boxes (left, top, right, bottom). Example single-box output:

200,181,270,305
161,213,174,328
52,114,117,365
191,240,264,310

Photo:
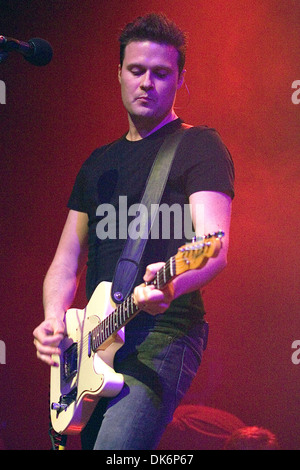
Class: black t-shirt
68,119,234,335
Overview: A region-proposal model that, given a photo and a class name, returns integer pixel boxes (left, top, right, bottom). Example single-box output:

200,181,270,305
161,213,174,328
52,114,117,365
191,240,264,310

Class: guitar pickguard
50,282,125,434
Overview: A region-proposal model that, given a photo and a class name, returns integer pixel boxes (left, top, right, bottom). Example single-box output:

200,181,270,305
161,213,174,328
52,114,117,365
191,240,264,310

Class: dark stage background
0,0,299,450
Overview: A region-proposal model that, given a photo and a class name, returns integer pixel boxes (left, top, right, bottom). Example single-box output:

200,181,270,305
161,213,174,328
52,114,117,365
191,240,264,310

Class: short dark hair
119,13,187,75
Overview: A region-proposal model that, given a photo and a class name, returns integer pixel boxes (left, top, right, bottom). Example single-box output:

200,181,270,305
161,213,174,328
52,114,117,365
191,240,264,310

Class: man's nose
140,71,154,90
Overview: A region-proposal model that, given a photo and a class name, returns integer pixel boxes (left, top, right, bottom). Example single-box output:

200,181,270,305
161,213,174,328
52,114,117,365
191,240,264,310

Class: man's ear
118,64,122,84
177,69,186,90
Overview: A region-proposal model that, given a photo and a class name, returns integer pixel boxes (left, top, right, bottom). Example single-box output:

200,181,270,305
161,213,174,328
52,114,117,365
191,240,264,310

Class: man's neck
126,111,179,141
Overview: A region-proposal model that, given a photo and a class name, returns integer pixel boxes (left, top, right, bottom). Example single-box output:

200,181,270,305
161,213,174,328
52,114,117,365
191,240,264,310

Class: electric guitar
50,231,224,435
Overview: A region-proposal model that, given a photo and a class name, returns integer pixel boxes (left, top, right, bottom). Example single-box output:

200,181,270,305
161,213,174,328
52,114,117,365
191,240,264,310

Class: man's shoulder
181,123,217,134
178,124,222,148
81,136,126,168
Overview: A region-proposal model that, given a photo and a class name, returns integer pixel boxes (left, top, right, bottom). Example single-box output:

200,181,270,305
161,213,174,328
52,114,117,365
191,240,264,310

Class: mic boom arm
0,35,53,66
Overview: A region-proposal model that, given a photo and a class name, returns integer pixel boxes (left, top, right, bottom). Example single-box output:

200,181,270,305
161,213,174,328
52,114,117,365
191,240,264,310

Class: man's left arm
171,190,232,298
133,190,232,314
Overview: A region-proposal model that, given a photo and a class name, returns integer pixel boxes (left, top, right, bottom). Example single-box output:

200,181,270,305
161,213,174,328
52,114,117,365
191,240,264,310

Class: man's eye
131,69,143,76
156,72,168,79
154,69,171,79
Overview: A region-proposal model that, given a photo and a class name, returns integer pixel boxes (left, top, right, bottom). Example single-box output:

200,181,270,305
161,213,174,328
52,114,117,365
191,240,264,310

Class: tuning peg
192,235,204,242
215,230,225,238
202,230,225,239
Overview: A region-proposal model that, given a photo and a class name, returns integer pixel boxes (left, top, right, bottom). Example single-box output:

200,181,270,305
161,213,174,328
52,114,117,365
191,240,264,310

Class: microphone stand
0,35,9,63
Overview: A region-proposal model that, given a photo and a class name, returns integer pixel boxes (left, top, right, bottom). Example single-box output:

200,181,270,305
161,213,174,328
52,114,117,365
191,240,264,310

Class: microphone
0,35,53,66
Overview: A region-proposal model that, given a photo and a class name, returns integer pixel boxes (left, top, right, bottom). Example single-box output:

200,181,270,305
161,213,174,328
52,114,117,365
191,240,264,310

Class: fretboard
90,255,176,352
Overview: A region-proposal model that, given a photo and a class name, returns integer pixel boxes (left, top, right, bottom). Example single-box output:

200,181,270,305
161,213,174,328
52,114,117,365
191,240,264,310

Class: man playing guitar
33,13,234,450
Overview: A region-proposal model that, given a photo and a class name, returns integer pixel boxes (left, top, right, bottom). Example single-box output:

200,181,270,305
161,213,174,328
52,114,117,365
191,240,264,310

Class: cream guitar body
50,231,224,435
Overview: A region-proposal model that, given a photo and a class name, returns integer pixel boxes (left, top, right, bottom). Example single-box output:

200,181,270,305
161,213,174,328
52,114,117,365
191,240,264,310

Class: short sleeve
67,165,88,213
178,127,235,199
67,143,114,214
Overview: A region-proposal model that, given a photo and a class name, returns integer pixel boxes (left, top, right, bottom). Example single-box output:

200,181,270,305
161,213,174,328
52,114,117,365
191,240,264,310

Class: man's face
118,40,184,125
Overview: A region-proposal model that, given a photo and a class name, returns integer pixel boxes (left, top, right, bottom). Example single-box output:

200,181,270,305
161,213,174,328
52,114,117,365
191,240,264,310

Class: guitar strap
111,123,192,304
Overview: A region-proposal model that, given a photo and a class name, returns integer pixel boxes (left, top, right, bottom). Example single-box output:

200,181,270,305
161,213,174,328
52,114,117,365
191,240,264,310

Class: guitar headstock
175,231,224,274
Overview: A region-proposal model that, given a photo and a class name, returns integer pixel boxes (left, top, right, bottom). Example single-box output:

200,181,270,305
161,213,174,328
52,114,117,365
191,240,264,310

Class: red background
0,0,299,450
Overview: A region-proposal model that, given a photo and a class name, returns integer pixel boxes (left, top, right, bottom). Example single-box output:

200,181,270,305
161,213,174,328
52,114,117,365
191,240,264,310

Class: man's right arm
33,209,89,366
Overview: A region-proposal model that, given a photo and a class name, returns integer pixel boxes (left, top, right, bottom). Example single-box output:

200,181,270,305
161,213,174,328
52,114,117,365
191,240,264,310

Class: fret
127,297,131,316
125,297,129,319
131,295,137,316
156,272,161,290
110,312,114,331
128,297,132,317
99,325,102,346
94,327,98,350
113,309,119,330
92,330,96,350
106,316,109,338
93,329,99,344
172,256,176,277
106,316,110,339
105,317,109,340
169,257,173,277
101,321,105,343
122,303,126,324
101,320,105,343
90,232,223,354
109,314,112,336
121,303,126,323
129,296,133,315
163,264,167,285
118,304,122,324
115,306,119,328
165,259,171,283
108,316,111,338
157,268,162,288
109,315,112,336
94,327,98,348
159,272,163,288
158,268,164,289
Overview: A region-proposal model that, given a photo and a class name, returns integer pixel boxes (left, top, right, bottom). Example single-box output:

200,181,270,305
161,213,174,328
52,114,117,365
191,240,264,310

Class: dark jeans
81,323,208,450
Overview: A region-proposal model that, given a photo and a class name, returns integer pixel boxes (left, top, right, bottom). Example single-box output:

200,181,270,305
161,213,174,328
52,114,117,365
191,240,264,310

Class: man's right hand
33,317,65,366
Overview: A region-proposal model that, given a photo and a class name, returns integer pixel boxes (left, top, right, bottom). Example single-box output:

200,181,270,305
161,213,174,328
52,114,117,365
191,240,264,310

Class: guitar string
69,256,176,370
64,243,208,370
78,257,174,353
63,240,212,370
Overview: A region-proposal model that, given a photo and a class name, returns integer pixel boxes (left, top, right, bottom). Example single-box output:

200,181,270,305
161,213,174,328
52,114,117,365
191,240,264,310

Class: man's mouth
136,95,153,101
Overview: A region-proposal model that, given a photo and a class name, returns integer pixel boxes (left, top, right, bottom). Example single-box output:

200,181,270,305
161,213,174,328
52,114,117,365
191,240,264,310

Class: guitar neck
90,231,224,353
90,256,176,352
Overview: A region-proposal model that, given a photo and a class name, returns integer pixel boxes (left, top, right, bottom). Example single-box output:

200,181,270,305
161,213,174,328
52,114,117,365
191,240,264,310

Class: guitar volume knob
51,402,67,411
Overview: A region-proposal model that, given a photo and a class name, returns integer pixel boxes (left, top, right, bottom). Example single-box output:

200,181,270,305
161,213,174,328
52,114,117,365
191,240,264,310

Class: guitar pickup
63,343,78,382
